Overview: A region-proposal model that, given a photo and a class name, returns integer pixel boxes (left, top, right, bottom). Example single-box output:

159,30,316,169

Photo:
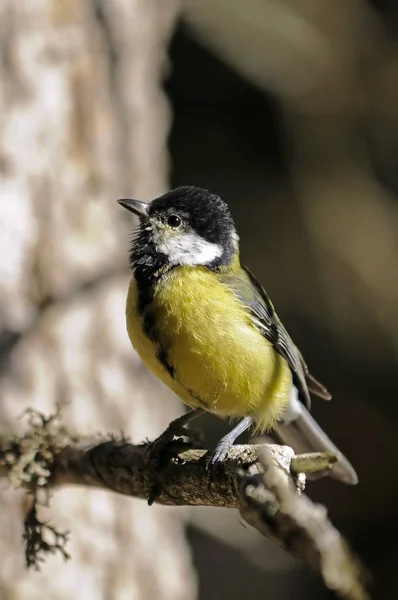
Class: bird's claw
145,423,204,506
145,424,204,469
205,438,232,489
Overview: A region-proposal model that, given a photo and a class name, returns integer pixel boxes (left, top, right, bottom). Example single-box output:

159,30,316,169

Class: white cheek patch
153,229,223,266
231,230,239,248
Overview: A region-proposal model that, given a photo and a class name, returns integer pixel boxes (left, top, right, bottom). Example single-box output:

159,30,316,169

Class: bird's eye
166,214,182,228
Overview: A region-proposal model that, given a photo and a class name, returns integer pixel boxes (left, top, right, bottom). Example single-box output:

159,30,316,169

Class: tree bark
0,2,196,599
0,411,368,600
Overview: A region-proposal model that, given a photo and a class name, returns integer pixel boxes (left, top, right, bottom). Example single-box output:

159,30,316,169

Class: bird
118,186,358,485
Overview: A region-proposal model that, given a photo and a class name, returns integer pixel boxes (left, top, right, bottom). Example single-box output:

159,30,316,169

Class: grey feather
274,388,358,485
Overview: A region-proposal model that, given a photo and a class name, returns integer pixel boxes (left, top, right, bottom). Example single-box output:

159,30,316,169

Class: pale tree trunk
0,1,196,599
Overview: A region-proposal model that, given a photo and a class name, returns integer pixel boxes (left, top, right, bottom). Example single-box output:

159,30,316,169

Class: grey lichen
1,406,79,490
0,408,368,600
0,407,78,568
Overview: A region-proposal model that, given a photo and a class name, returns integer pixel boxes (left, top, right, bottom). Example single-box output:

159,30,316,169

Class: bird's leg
206,416,253,479
145,408,205,505
145,408,205,468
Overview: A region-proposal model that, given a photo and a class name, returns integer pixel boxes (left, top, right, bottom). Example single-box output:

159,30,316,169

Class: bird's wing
224,265,331,408
223,266,358,485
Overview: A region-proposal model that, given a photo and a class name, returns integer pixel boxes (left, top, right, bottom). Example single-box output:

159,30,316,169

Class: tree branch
0,410,368,599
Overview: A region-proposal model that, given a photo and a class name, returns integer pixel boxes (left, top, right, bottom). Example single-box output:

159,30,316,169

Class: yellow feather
126,266,292,432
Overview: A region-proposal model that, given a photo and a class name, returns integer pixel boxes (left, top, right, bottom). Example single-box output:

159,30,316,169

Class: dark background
1,2,397,598
166,22,398,600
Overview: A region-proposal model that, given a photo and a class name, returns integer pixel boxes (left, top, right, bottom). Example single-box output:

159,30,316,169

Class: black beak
117,198,149,218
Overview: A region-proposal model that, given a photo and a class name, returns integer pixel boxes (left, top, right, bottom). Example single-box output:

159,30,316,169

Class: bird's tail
273,390,358,485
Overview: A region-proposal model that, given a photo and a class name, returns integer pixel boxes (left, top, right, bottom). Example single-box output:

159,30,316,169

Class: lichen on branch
0,408,368,600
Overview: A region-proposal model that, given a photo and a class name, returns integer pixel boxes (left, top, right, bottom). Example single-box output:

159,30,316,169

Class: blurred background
1,1,398,598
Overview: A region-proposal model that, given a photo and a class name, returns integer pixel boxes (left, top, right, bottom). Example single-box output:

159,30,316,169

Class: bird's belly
168,324,290,423
126,273,292,430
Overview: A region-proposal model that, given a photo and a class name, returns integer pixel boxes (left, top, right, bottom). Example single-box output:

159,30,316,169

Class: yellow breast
126,267,292,431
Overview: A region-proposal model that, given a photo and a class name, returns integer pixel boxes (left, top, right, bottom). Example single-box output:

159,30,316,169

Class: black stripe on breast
156,346,175,379
137,282,155,316
136,278,159,343
187,388,207,408
141,310,158,343
135,285,174,380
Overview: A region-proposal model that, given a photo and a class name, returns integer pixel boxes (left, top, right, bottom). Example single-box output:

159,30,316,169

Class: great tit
118,186,358,485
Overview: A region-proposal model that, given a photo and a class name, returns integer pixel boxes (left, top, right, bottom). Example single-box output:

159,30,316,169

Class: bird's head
118,186,239,279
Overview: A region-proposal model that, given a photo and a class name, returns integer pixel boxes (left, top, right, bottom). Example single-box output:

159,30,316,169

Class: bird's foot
145,423,203,470
205,417,253,487
145,411,204,504
205,435,233,487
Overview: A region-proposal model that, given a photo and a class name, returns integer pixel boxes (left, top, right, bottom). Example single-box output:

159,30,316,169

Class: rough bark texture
0,410,368,600
0,2,197,599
